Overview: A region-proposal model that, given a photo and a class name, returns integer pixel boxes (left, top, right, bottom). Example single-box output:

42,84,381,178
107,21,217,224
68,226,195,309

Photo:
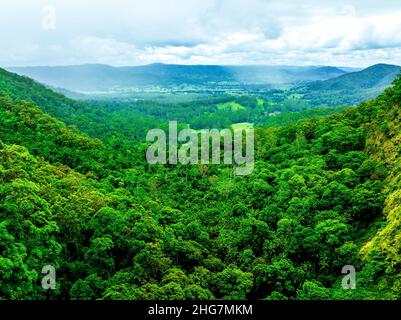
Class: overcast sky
1,0,401,67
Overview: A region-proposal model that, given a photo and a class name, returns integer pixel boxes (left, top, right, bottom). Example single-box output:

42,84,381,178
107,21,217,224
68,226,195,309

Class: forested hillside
298,64,401,106
1,68,401,300
0,68,347,137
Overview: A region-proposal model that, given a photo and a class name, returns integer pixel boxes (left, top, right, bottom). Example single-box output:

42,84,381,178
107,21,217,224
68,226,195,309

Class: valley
1,63,401,300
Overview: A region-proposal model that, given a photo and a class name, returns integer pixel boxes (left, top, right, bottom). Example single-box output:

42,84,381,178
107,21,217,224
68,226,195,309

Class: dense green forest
1,67,401,300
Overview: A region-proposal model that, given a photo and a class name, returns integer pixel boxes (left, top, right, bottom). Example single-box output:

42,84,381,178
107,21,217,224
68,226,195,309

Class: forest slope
0,71,401,300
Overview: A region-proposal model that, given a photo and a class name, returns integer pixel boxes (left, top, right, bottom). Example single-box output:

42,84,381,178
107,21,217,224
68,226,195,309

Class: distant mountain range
299,63,401,106
307,63,401,91
6,63,400,106
7,63,349,92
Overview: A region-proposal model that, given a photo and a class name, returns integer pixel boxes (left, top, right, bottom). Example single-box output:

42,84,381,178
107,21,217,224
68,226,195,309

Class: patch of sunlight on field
231,122,254,130
216,101,246,111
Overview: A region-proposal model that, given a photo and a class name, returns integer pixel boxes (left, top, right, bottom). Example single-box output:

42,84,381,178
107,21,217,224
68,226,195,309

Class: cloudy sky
1,0,401,67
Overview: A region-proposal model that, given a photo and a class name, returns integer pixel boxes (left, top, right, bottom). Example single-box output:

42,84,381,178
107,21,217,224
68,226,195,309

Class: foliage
1,68,401,300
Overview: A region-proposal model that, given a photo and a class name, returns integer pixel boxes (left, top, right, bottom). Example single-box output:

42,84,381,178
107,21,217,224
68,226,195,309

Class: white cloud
1,0,401,67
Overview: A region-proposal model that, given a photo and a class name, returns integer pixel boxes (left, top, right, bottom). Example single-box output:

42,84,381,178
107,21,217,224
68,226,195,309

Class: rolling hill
307,64,401,91
297,64,401,106
7,63,348,92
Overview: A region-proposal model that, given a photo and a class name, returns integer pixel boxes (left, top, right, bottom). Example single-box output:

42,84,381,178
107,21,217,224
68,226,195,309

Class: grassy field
216,101,246,111
231,122,254,130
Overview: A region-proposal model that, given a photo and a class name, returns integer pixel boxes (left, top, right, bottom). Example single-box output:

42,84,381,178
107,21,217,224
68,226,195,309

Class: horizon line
5,62,399,70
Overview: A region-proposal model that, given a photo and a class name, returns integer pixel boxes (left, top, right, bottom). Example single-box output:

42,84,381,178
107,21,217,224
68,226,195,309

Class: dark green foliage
1,67,401,300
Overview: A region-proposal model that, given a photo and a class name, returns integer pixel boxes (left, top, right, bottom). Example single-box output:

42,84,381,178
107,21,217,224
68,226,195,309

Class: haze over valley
1,0,401,304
